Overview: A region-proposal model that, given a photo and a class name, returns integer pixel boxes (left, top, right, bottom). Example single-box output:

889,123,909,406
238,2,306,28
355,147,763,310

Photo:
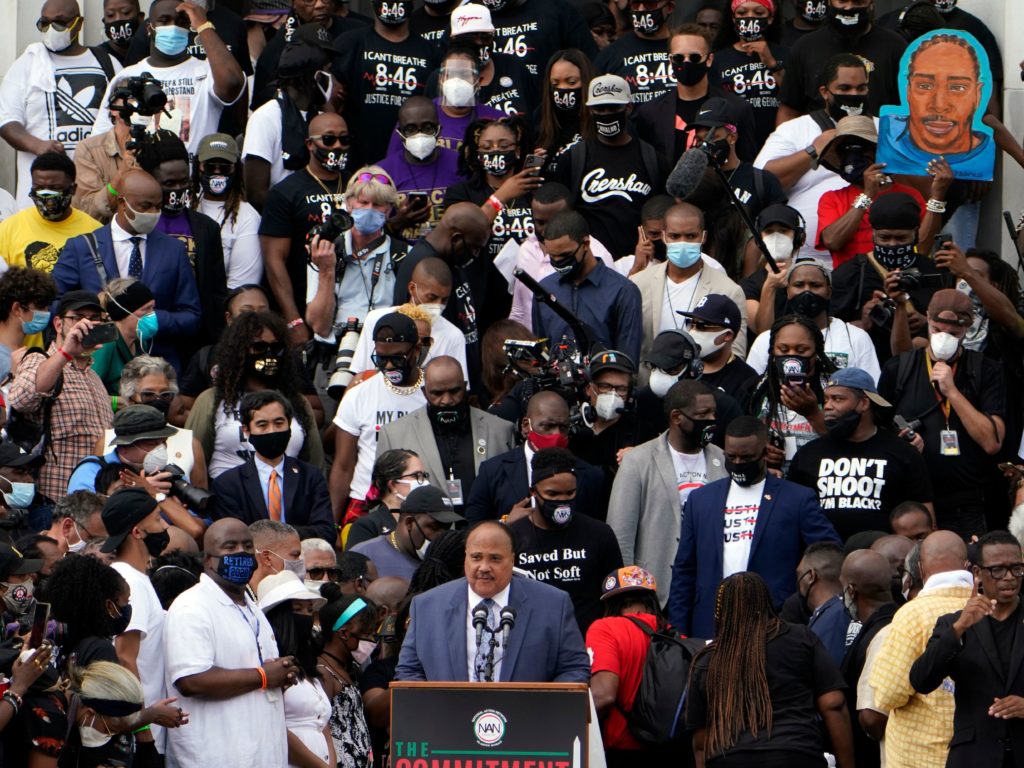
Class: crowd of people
0,0,1020,765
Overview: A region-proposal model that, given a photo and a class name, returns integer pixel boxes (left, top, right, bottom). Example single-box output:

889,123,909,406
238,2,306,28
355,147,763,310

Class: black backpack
3,349,63,457
622,616,707,745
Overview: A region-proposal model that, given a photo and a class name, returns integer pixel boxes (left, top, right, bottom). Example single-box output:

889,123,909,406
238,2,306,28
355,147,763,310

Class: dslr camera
108,73,168,151
308,208,355,265
156,463,214,513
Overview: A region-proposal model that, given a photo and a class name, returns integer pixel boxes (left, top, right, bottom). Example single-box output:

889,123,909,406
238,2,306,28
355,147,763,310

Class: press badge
445,477,464,505
940,429,961,457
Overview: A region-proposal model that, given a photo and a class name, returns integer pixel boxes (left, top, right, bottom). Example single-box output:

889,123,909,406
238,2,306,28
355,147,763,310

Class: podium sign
390,682,589,768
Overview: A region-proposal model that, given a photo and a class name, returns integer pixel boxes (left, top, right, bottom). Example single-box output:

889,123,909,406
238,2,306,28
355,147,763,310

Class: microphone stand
701,132,781,275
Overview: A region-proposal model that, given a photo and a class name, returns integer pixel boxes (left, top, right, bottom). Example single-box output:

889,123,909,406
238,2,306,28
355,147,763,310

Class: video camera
108,73,168,151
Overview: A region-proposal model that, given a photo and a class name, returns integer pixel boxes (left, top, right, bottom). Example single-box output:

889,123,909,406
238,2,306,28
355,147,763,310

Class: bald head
919,530,968,582
424,355,463,382
309,112,346,137
365,576,409,612
841,550,893,603
398,95,437,126
43,0,81,19
526,391,570,421
166,525,199,554
121,168,162,199
871,534,915,577
204,518,251,553
665,202,705,230
411,257,452,289
443,202,491,241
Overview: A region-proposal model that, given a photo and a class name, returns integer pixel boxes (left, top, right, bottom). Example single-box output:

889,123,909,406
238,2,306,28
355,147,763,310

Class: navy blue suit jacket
668,474,839,638
54,225,202,368
395,575,591,683
464,447,606,523
210,456,335,543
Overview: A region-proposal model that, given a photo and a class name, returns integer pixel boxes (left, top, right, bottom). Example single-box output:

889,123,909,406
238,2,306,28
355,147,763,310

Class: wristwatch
154,492,168,503
804,144,818,161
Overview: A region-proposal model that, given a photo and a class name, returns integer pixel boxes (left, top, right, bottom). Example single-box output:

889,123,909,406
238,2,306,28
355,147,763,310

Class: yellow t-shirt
0,205,100,274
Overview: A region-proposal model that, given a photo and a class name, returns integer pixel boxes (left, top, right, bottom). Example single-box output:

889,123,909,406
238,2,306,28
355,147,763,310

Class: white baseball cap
586,74,632,107
451,4,494,35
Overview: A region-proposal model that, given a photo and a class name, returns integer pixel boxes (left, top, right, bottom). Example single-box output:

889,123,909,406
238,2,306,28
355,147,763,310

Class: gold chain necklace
306,167,342,197
381,367,425,395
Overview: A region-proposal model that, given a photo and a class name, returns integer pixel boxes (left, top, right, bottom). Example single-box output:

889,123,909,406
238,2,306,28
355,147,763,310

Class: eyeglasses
307,566,342,581
397,123,440,138
670,53,707,66
371,352,411,369
37,16,80,31
309,133,352,148
63,313,103,323
398,470,431,483
135,390,177,403
355,172,393,186
979,564,1024,579
250,341,286,357
593,382,630,397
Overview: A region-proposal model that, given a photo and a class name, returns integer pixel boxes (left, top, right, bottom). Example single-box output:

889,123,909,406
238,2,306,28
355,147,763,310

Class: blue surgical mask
665,241,702,269
153,24,190,56
0,475,35,509
21,310,50,335
351,207,387,235
216,552,257,585
137,311,159,342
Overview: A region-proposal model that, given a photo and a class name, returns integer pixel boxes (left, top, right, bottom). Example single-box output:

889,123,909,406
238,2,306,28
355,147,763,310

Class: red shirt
815,183,926,268
586,613,664,751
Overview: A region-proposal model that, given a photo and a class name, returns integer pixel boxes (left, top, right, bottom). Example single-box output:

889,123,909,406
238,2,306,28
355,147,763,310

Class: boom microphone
472,601,489,647
666,147,710,200
499,606,517,649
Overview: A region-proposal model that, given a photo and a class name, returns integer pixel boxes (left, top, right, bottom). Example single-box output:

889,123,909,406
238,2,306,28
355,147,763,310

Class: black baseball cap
400,485,464,524
0,441,44,470
0,542,42,581
55,290,103,316
643,330,700,371
589,349,636,377
373,312,418,344
676,293,741,331
100,488,159,554
868,192,921,231
757,203,803,232
691,98,739,130
110,405,177,446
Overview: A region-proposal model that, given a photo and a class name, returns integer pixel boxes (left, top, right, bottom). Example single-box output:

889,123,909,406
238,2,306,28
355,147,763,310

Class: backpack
567,139,661,208
622,616,707,745
3,349,63,457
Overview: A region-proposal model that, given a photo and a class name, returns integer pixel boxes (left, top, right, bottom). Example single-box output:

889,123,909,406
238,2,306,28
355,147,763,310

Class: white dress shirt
110,215,148,277
254,454,287,521
465,581,511,682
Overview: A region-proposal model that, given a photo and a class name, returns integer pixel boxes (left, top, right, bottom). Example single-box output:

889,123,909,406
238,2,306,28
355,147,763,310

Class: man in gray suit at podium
396,520,591,683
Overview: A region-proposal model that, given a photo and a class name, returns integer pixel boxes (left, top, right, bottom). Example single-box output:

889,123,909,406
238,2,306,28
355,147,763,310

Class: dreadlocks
701,572,781,756
134,129,189,175
457,116,531,184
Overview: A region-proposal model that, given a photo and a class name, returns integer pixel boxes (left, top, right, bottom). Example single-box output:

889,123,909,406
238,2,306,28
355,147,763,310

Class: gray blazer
376,406,516,493
606,432,728,604
630,260,748,386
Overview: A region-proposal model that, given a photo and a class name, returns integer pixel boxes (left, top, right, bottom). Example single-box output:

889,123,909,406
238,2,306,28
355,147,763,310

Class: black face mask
631,7,666,34
788,290,829,319
827,2,871,37
593,110,627,139
162,186,191,215
144,528,170,558
734,16,766,41
29,188,73,221
247,352,283,381
108,601,133,635
479,150,517,177
874,242,917,271
249,429,291,460
708,138,730,165
536,496,574,528
105,17,140,45
313,146,347,173
826,92,866,122
824,409,861,440
725,454,765,486
550,250,584,280
683,415,716,448
774,354,812,386
200,172,233,197
374,0,411,25
673,60,709,87
552,87,581,112
799,0,827,22
427,399,469,431
293,612,315,640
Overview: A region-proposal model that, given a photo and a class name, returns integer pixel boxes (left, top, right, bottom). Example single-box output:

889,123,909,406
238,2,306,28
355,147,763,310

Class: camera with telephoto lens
157,464,213,513
307,208,355,264
108,73,168,151
326,316,363,400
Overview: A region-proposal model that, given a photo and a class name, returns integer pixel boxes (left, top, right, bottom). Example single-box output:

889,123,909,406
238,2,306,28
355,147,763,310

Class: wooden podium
390,682,590,768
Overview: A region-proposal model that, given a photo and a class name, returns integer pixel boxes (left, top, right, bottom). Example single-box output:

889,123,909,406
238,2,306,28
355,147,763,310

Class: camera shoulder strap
83,232,108,287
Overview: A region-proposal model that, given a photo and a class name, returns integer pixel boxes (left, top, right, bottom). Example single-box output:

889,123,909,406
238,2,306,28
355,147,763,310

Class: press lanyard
235,601,263,664
336,234,388,310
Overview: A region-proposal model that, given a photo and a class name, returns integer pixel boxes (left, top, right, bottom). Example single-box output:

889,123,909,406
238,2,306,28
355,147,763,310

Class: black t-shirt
487,0,597,76
593,34,675,105
779,20,818,49
508,513,623,631
725,163,787,221
787,429,934,541
780,25,907,115
425,55,537,118
877,7,1003,81
334,26,441,165
686,622,846,758
741,267,788,318
877,348,1006,504
258,170,346,315
989,603,1021,676
551,138,667,259
674,94,705,160
711,43,788,147
702,356,760,404
410,6,451,51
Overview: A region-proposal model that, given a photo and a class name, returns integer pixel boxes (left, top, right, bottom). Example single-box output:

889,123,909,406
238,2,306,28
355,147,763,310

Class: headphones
664,329,705,381
758,206,807,250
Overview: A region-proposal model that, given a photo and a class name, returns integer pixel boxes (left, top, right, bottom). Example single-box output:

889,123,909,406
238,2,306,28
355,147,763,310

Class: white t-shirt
351,305,469,383
721,478,766,578
754,115,878,262
746,316,881,381
209,401,306,479
0,44,120,201
93,57,240,155
164,574,286,767
242,98,294,187
198,198,263,288
334,373,426,500
111,561,168,751
659,270,703,333
669,444,707,511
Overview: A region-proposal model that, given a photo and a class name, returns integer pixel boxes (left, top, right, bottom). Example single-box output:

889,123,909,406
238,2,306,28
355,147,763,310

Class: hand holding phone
81,322,118,348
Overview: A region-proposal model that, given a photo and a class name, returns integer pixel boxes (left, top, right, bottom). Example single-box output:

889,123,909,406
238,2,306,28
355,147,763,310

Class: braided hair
700,572,781,756
134,129,189,176
748,314,835,436
909,33,981,80
409,528,467,595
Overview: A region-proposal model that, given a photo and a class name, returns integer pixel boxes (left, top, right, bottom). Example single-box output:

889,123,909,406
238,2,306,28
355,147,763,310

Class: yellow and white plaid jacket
869,584,972,768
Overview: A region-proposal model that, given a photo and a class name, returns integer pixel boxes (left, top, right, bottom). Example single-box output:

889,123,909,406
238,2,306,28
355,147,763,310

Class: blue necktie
472,598,499,682
128,237,143,279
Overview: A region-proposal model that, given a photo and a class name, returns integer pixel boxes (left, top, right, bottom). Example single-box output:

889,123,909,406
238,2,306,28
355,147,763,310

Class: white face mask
762,232,795,266
688,329,726,360
648,368,680,398
42,19,78,52
124,200,161,235
594,392,625,421
142,444,169,474
395,476,430,501
265,551,307,580
80,715,112,748
415,535,432,560
403,132,438,160
304,578,326,593
67,522,87,554
441,78,476,108
353,638,378,665
929,331,960,362
418,302,444,321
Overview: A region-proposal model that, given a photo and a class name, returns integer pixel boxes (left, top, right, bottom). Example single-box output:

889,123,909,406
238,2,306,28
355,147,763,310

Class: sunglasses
250,341,286,357
37,16,79,31
309,133,352,148
371,352,411,368
307,567,342,581
135,390,177,403
671,53,707,65
355,172,393,186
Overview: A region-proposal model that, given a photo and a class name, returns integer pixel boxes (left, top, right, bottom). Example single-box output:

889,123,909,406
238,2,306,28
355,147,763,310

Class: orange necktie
268,469,281,521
